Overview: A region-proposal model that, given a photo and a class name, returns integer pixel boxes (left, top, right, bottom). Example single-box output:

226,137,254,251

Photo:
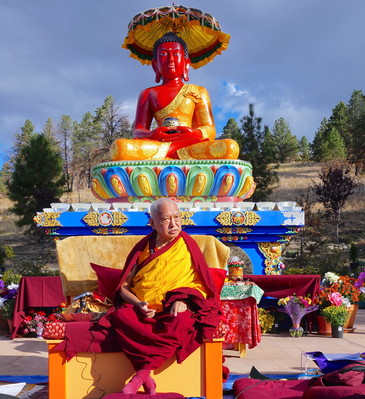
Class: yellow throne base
48,339,223,399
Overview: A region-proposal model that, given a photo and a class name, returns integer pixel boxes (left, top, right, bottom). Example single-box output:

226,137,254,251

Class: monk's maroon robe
110,231,221,370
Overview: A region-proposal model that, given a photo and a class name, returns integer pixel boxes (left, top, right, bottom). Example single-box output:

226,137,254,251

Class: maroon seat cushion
233,378,310,399
91,262,123,300
103,393,184,399
303,385,365,399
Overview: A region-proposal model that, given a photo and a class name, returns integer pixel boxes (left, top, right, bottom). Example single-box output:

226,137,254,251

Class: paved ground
0,309,364,377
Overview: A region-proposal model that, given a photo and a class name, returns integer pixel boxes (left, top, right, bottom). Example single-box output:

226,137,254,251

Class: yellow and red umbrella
122,5,230,69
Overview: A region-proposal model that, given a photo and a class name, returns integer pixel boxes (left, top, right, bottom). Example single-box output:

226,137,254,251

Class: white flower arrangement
323,272,340,285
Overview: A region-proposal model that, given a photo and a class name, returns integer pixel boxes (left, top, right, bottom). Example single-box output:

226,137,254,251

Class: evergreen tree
261,126,277,164
57,115,74,192
327,101,350,149
312,118,329,161
43,118,59,152
220,118,241,141
0,162,11,197
239,104,278,200
7,134,66,229
11,119,35,165
347,90,365,174
320,127,347,161
272,117,299,163
298,136,311,161
72,112,101,190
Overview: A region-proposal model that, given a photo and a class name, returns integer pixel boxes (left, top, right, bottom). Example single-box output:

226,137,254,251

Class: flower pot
343,303,358,333
36,325,44,339
331,325,344,338
289,324,304,337
316,315,331,335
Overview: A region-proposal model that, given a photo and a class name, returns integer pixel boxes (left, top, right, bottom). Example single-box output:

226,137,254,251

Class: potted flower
315,272,361,333
321,306,349,339
277,294,318,337
20,310,48,338
0,270,21,334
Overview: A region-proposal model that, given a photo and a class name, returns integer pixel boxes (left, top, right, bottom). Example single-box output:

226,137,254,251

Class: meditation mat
305,352,365,373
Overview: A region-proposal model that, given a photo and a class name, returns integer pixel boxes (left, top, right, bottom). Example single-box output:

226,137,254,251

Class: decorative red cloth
11,276,66,339
215,297,262,349
242,275,321,299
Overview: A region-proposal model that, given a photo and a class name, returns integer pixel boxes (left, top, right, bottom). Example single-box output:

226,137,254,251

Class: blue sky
1,0,365,168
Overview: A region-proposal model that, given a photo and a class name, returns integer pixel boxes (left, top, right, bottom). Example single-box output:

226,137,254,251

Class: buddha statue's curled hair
153,32,189,60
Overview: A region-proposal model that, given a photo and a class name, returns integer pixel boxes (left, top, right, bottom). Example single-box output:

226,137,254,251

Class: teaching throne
47,234,229,399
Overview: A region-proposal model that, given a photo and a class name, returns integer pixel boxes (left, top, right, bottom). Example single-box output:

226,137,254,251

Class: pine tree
239,104,278,200
43,118,60,152
220,118,241,141
11,119,35,166
272,117,299,163
327,101,350,149
72,112,101,191
7,134,66,229
298,136,311,161
57,115,74,192
0,162,11,197
320,127,347,161
312,118,329,162
347,90,365,174
261,126,277,164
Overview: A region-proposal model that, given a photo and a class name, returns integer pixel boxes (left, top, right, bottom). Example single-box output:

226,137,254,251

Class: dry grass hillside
0,162,364,271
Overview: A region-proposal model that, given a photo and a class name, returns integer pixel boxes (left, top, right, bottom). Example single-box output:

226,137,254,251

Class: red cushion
103,393,184,399
233,378,310,399
303,385,365,399
90,262,123,300
209,268,227,295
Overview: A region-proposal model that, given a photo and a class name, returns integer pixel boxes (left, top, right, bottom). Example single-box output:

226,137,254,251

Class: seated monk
110,198,221,394
110,32,239,161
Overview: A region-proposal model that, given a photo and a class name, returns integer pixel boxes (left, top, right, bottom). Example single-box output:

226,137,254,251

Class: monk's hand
137,301,156,318
170,301,188,316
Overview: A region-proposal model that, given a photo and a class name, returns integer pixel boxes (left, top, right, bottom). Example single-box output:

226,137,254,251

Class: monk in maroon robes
111,198,221,394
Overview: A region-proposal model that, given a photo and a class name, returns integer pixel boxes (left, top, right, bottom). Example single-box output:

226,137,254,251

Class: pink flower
328,292,343,306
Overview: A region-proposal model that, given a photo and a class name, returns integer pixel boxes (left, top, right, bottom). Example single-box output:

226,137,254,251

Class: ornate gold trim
112,212,128,226
180,211,196,226
216,227,252,234
83,211,128,227
34,212,61,227
82,212,99,227
215,211,260,226
92,227,128,235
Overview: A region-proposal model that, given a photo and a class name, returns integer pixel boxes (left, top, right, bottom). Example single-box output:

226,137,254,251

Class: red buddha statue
110,32,239,161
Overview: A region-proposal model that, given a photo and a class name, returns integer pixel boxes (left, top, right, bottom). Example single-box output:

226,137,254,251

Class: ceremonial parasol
122,5,230,69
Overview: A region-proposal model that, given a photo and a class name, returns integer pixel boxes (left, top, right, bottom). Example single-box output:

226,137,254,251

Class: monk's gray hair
150,198,178,218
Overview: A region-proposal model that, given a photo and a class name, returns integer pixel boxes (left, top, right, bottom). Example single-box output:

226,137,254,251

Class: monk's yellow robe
131,237,207,312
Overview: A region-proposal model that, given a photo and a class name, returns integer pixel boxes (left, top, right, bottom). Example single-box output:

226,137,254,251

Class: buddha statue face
152,33,190,83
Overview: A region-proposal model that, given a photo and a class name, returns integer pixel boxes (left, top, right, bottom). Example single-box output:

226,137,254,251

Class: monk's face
154,41,186,80
150,201,182,244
